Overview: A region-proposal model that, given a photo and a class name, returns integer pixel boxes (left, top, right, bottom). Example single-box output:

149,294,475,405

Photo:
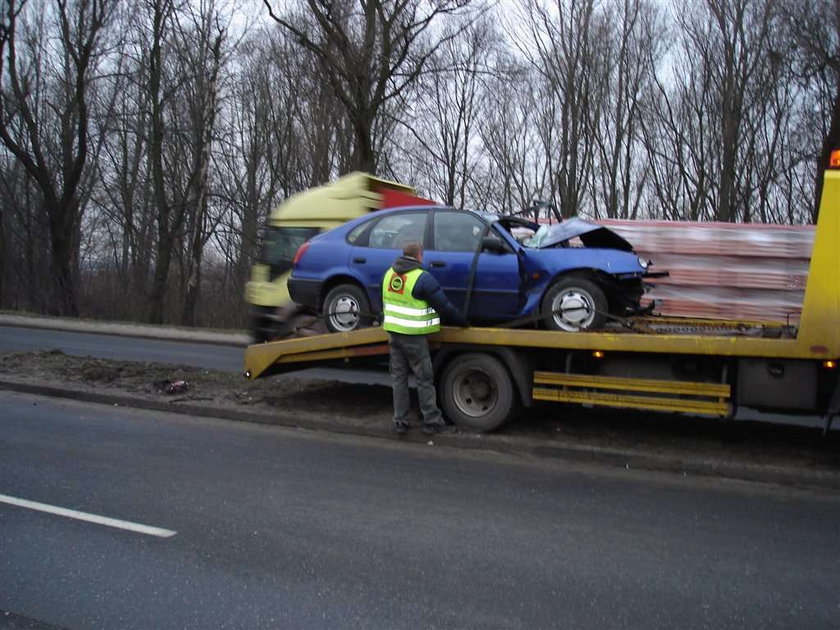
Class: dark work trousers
387,332,444,429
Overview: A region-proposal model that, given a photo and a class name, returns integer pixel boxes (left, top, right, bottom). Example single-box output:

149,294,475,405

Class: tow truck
244,158,840,433
245,172,432,341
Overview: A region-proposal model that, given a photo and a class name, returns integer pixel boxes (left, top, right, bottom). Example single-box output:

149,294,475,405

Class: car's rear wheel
542,276,608,331
439,353,519,432
323,283,373,333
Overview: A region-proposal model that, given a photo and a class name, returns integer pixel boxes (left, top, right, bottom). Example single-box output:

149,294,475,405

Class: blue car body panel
289,231,355,286
288,206,648,324
516,246,649,316
425,249,522,319
350,242,403,311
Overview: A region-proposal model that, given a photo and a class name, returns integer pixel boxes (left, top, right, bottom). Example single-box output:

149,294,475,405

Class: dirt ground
0,349,393,422
2,348,840,478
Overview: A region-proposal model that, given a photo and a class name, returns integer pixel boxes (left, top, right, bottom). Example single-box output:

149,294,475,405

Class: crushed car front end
492,215,666,328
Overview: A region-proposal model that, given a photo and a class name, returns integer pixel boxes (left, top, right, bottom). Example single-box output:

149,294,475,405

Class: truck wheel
439,353,519,432
323,283,373,333
541,276,608,332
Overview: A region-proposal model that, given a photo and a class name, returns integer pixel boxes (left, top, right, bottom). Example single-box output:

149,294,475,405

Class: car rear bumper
288,277,322,310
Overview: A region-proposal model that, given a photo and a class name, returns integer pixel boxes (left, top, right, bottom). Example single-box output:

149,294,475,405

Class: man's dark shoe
421,423,457,436
394,423,409,435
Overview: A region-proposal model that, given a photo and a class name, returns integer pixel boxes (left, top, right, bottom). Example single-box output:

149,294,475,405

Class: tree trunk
351,115,376,172
148,228,174,324
0,207,5,309
46,199,79,316
147,0,172,325
180,257,201,327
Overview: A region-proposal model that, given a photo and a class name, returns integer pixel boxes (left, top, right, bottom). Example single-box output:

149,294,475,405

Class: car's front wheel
541,276,608,331
322,283,373,333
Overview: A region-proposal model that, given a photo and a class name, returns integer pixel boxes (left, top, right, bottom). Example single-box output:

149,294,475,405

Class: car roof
376,205,494,219
329,205,495,236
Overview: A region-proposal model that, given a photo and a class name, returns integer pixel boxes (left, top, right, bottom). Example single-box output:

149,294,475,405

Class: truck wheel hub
453,370,497,417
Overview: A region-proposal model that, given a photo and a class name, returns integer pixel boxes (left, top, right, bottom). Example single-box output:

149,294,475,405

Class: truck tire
323,283,373,333
439,353,519,432
541,276,608,332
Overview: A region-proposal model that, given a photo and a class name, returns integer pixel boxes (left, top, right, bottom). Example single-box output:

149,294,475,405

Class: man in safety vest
382,242,469,435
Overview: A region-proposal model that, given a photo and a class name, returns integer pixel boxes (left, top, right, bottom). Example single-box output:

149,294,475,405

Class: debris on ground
153,379,190,395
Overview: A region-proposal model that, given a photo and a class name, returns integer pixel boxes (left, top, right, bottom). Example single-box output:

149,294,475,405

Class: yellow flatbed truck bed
245,169,840,432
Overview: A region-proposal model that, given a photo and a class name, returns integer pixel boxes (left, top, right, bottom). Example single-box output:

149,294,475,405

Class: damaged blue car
288,206,661,333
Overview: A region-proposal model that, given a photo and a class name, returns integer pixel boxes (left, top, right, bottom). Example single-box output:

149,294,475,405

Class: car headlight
637,257,649,269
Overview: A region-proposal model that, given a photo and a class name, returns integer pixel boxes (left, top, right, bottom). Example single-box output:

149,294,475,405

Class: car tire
541,276,608,332
323,283,373,333
439,353,519,432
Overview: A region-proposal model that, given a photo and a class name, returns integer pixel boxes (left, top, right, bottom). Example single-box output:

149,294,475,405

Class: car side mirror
481,236,506,254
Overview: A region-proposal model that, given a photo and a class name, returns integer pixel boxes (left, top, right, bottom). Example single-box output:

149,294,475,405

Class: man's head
403,241,423,262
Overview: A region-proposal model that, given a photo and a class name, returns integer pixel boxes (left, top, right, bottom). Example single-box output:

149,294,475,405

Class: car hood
528,217,634,252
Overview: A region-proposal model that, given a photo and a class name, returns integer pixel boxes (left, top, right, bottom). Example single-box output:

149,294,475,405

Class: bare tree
145,0,175,323
397,16,494,207
642,0,792,222
176,2,228,327
0,0,115,315
0,159,49,308
215,27,352,305
783,0,840,220
479,57,547,215
262,0,479,173
85,3,157,318
144,0,231,325
703,0,777,222
513,0,602,218
590,0,663,220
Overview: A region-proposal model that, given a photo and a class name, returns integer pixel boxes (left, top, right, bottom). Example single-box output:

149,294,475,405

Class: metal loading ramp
245,327,390,379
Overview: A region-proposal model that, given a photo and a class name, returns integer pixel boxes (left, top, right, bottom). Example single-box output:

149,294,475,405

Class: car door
348,210,430,310
427,210,521,321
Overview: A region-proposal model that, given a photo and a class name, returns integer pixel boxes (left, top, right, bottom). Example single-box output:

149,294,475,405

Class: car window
347,221,370,245
433,211,486,252
366,212,427,249
260,226,321,270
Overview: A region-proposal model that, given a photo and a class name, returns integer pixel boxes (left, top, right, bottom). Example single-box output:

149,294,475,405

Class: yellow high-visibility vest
381,268,440,335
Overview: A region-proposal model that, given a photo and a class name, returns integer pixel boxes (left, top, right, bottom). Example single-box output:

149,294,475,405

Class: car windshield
260,226,320,271
528,225,552,248
522,218,635,251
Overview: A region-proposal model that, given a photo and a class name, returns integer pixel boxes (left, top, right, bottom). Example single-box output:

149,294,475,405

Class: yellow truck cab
245,172,419,341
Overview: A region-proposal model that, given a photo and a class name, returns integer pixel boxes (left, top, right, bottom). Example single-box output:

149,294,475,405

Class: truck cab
245,172,427,341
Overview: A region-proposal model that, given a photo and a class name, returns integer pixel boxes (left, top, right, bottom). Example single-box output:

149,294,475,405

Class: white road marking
0,493,177,538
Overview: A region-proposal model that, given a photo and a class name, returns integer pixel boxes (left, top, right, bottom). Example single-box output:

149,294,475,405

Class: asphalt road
0,324,243,371
2,391,839,630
